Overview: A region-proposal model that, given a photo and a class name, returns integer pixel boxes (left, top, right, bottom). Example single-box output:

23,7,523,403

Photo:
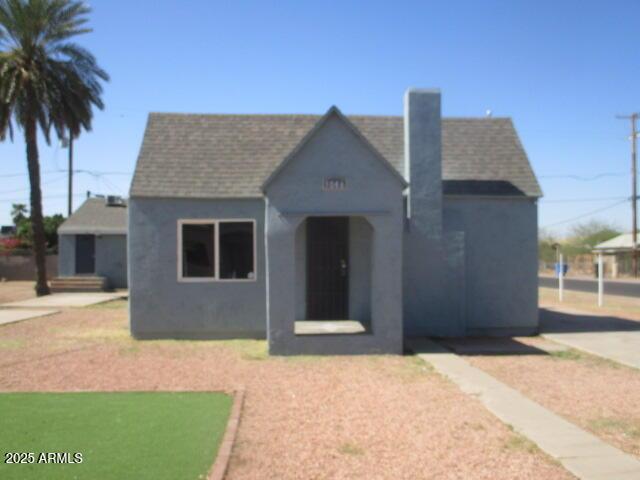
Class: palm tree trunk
25,116,50,296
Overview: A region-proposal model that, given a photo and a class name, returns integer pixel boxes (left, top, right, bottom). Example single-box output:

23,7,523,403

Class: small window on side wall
220,221,254,279
181,223,215,278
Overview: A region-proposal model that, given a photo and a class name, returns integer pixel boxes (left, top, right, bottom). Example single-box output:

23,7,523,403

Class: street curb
208,388,245,480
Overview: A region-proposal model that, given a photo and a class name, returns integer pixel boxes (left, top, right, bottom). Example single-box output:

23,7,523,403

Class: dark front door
306,217,349,320
75,234,95,274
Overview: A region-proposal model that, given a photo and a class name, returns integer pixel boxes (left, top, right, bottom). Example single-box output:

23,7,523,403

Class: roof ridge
149,112,323,118
148,112,512,121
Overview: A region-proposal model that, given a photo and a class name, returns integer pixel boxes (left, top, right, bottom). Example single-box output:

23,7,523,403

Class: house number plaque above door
323,177,347,191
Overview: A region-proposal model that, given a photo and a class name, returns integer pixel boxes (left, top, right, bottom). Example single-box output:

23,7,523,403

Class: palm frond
0,0,108,144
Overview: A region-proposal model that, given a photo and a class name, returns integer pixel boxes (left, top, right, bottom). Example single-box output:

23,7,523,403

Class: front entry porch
266,210,403,355
295,216,373,333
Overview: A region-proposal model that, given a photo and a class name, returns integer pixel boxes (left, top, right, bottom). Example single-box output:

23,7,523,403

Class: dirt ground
0,281,36,304
0,298,572,479
465,336,640,459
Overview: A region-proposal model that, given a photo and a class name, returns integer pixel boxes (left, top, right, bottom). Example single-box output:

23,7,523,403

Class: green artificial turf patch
0,392,232,480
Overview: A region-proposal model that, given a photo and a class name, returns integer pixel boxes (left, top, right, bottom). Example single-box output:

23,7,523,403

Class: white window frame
177,219,257,283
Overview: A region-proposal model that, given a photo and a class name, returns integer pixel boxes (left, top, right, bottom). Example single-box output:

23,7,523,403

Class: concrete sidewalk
0,309,59,326
411,339,640,480
1,291,127,309
541,306,640,370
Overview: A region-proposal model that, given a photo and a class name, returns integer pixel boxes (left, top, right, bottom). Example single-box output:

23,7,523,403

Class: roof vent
105,195,125,207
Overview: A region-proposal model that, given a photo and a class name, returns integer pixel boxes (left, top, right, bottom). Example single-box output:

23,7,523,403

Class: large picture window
178,220,256,281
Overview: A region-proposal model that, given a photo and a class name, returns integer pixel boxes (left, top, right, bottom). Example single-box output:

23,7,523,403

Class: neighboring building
593,232,640,278
56,196,128,289
0,225,16,238
128,89,542,355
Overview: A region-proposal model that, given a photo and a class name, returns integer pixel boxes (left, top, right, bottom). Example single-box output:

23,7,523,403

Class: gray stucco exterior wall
58,234,74,277
58,233,128,288
444,197,539,335
128,197,266,339
96,235,128,288
348,217,372,323
265,112,405,355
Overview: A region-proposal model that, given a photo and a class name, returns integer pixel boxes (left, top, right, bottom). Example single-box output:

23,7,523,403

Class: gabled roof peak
261,106,408,191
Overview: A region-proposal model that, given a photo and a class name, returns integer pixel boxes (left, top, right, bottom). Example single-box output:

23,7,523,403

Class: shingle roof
593,233,640,252
130,113,541,199
58,198,127,235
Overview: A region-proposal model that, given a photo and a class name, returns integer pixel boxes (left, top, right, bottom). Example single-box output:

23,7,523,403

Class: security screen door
306,217,349,320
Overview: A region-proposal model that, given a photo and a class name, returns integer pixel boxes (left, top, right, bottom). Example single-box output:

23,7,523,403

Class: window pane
220,222,254,279
182,224,215,278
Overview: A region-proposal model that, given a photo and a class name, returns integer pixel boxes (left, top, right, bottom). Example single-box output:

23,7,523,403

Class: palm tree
10,203,27,225
0,0,108,295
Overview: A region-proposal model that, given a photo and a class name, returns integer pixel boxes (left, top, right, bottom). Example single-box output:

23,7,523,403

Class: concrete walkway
411,339,640,480
1,292,127,309
541,306,640,370
0,309,59,326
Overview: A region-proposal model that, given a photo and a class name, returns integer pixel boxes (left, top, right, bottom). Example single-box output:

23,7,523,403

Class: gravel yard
464,337,640,459
0,296,573,479
0,281,36,304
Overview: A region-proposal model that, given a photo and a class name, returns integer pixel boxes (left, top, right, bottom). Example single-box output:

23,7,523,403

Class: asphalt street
539,276,640,298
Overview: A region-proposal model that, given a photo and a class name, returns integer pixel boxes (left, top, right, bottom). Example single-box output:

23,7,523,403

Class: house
128,89,541,355
56,196,128,290
593,232,639,278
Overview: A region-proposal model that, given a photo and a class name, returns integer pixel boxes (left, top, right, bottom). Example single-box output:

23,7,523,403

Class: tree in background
538,228,558,264
0,0,108,295
10,203,27,225
9,204,65,249
563,220,620,258
569,220,620,250
539,220,621,265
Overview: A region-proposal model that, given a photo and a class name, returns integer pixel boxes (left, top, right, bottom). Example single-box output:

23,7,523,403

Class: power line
74,169,132,177
0,169,132,178
0,193,86,203
97,175,124,195
542,198,629,228
0,174,68,195
0,168,627,181
538,172,628,181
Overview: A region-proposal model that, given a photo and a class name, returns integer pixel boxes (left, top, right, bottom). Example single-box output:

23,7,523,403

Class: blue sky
0,0,638,236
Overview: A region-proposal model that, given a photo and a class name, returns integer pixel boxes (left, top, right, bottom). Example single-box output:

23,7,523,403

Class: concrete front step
52,276,105,282
50,288,106,293
50,276,109,293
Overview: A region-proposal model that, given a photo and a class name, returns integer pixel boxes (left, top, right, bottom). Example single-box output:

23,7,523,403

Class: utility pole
617,113,639,277
67,134,74,217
